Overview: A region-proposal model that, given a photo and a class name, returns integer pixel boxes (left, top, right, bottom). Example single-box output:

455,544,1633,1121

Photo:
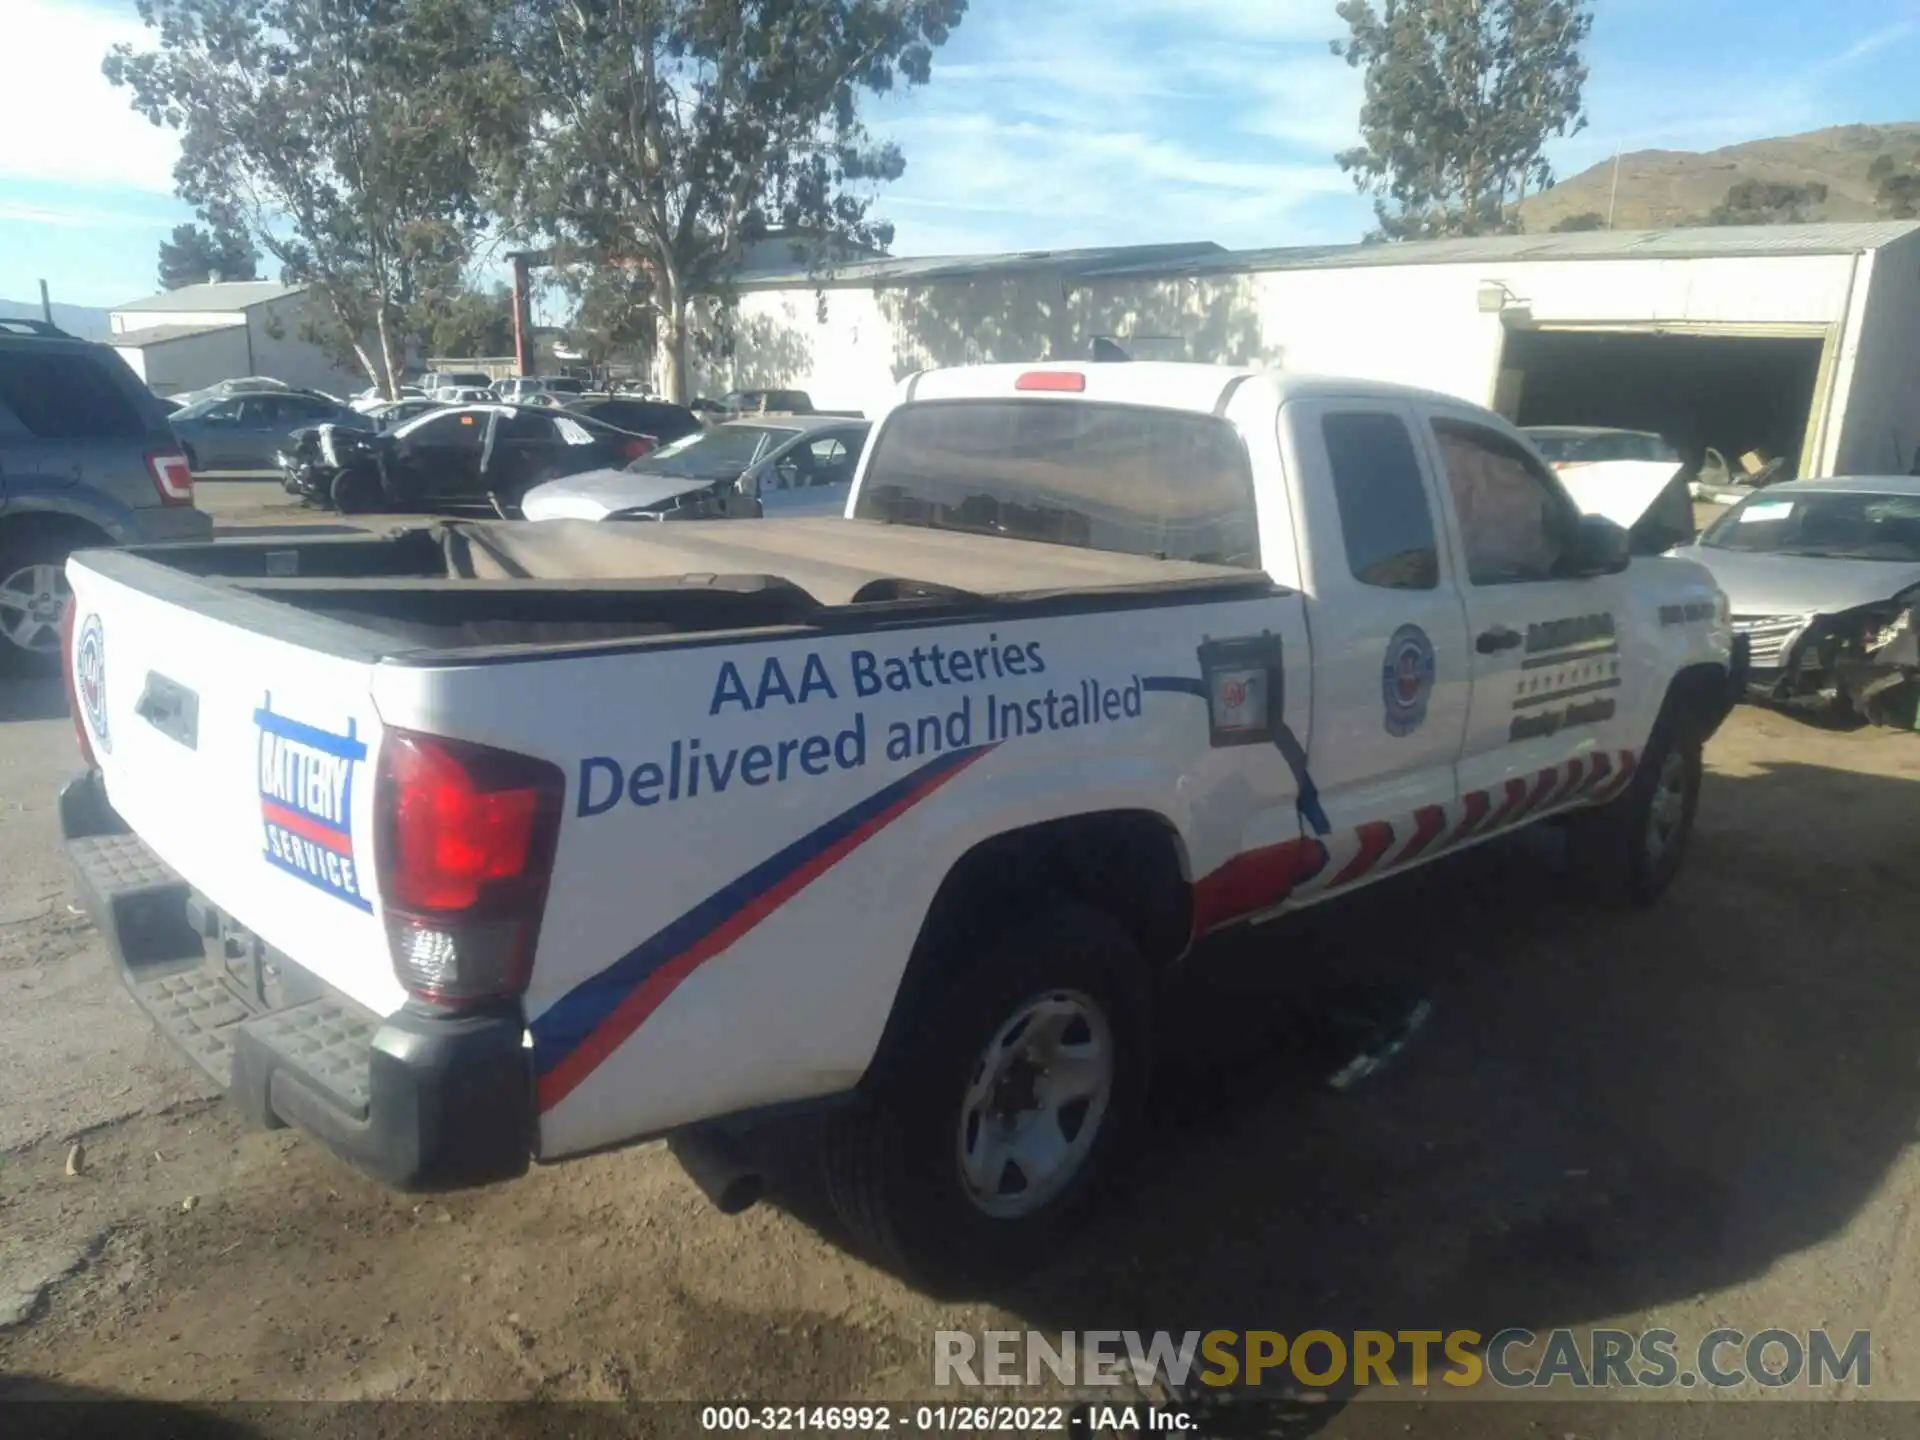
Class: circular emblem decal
1381,623,1436,738
76,614,110,754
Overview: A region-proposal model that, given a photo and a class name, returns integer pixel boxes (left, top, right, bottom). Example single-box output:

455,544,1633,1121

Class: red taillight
1015,370,1086,392
59,604,96,768
623,434,656,459
375,729,565,1007
145,447,195,505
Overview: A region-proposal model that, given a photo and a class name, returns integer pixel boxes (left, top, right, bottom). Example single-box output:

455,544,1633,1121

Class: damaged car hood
1666,544,1920,616
520,466,726,521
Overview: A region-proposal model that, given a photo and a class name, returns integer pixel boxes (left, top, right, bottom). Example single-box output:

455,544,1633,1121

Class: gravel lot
4,488,1919,1434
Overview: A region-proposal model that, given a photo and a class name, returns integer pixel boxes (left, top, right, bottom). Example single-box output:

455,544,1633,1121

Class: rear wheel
0,527,88,675
823,903,1149,1287
1567,710,1703,905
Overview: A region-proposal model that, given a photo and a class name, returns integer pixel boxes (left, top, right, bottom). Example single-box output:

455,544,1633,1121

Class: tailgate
67,557,405,1017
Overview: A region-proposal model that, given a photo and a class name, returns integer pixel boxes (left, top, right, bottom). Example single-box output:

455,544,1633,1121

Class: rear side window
0,349,150,439
855,400,1261,568
1321,411,1439,589
499,409,552,441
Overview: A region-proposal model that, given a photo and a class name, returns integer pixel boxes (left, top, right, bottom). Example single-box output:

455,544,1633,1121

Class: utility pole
38,279,52,324
1606,148,1622,230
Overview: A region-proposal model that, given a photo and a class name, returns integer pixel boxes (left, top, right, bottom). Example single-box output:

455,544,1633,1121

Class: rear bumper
60,769,531,1191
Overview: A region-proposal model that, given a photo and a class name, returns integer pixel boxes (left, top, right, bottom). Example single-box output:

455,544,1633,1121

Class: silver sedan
1669,476,1920,727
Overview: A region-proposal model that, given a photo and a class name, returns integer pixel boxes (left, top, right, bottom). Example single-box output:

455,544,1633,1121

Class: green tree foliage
1879,173,1920,220
421,283,517,359
488,0,967,402
105,0,516,396
1332,0,1593,240
1550,210,1606,232
552,259,657,372
1872,151,1920,220
1703,179,1829,226
157,221,259,289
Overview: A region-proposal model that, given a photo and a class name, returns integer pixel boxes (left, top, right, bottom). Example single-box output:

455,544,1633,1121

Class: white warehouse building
108,280,366,399
697,221,1920,481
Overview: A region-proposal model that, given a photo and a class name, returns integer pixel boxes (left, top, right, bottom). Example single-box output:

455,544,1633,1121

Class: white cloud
1813,19,1919,77
0,0,179,193
871,0,1360,254
0,198,166,228
878,110,1352,255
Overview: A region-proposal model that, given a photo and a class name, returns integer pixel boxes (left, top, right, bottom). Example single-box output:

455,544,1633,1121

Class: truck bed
89,518,1273,659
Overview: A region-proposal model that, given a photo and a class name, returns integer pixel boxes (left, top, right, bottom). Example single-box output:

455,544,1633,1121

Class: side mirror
1562,513,1631,577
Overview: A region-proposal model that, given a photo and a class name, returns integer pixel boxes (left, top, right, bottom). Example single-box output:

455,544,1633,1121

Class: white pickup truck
59,362,1744,1281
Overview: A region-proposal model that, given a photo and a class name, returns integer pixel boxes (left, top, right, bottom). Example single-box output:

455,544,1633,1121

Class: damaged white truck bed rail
60,361,1745,1280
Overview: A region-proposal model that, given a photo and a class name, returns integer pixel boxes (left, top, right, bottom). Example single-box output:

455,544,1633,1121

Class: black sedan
564,396,704,446
279,404,655,515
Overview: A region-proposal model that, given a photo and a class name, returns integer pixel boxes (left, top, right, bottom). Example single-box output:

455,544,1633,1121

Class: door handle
1476,626,1523,655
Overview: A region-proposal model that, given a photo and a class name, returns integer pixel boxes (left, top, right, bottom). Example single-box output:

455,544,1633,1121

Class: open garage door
1498,327,1827,481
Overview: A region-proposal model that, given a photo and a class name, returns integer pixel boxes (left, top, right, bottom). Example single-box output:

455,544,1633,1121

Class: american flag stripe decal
1187,748,1640,935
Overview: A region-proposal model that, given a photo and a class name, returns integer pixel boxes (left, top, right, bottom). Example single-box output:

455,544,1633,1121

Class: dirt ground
4,488,1920,1434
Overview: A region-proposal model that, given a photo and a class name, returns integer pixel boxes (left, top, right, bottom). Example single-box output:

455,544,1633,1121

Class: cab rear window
854,399,1260,568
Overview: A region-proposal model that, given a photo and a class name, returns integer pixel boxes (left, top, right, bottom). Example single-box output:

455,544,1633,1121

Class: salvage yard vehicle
171,389,373,478
1671,477,1920,728
520,416,869,523
59,361,1741,1282
1524,425,1696,556
279,403,654,516
0,318,210,673
564,395,705,447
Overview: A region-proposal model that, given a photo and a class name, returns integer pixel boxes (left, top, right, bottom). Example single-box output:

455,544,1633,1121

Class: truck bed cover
436,517,1252,603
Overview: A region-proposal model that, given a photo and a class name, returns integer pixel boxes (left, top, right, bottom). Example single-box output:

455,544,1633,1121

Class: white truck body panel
71,565,406,1017
63,359,1737,1188
408,596,1309,1157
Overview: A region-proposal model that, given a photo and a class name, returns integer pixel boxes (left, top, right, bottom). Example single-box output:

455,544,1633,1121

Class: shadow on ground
765,757,1920,1411
0,677,68,725
211,523,369,539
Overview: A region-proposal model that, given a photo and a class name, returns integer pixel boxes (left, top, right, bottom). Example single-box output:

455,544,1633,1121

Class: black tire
330,465,381,515
1566,708,1703,906
0,526,84,676
823,903,1151,1288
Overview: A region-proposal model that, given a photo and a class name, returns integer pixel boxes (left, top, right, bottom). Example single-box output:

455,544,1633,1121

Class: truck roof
897,360,1480,417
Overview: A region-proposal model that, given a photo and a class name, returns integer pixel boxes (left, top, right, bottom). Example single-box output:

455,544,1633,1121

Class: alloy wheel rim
1645,749,1688,865
0,564,70,653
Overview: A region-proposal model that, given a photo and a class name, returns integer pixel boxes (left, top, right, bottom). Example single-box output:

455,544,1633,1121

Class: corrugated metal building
109,280,366,398
698,221,1920,479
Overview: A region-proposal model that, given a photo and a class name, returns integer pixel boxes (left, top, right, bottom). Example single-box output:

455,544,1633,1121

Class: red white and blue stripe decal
1189,748,1637,936
532,743,998,1111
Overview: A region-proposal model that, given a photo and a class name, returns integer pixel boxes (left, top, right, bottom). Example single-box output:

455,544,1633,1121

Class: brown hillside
1515,122,1920,231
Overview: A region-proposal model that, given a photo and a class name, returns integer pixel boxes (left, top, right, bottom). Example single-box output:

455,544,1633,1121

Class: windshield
629,423,796,474
1529,430,1677,464
853,399,1261,568
1701,490,1920,561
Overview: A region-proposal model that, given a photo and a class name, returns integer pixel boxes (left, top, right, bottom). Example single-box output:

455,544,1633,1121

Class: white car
60,362,1737,1282
348,385,427,413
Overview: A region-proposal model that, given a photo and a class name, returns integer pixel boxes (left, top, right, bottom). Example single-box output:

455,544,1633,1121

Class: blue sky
4,0,1918,309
